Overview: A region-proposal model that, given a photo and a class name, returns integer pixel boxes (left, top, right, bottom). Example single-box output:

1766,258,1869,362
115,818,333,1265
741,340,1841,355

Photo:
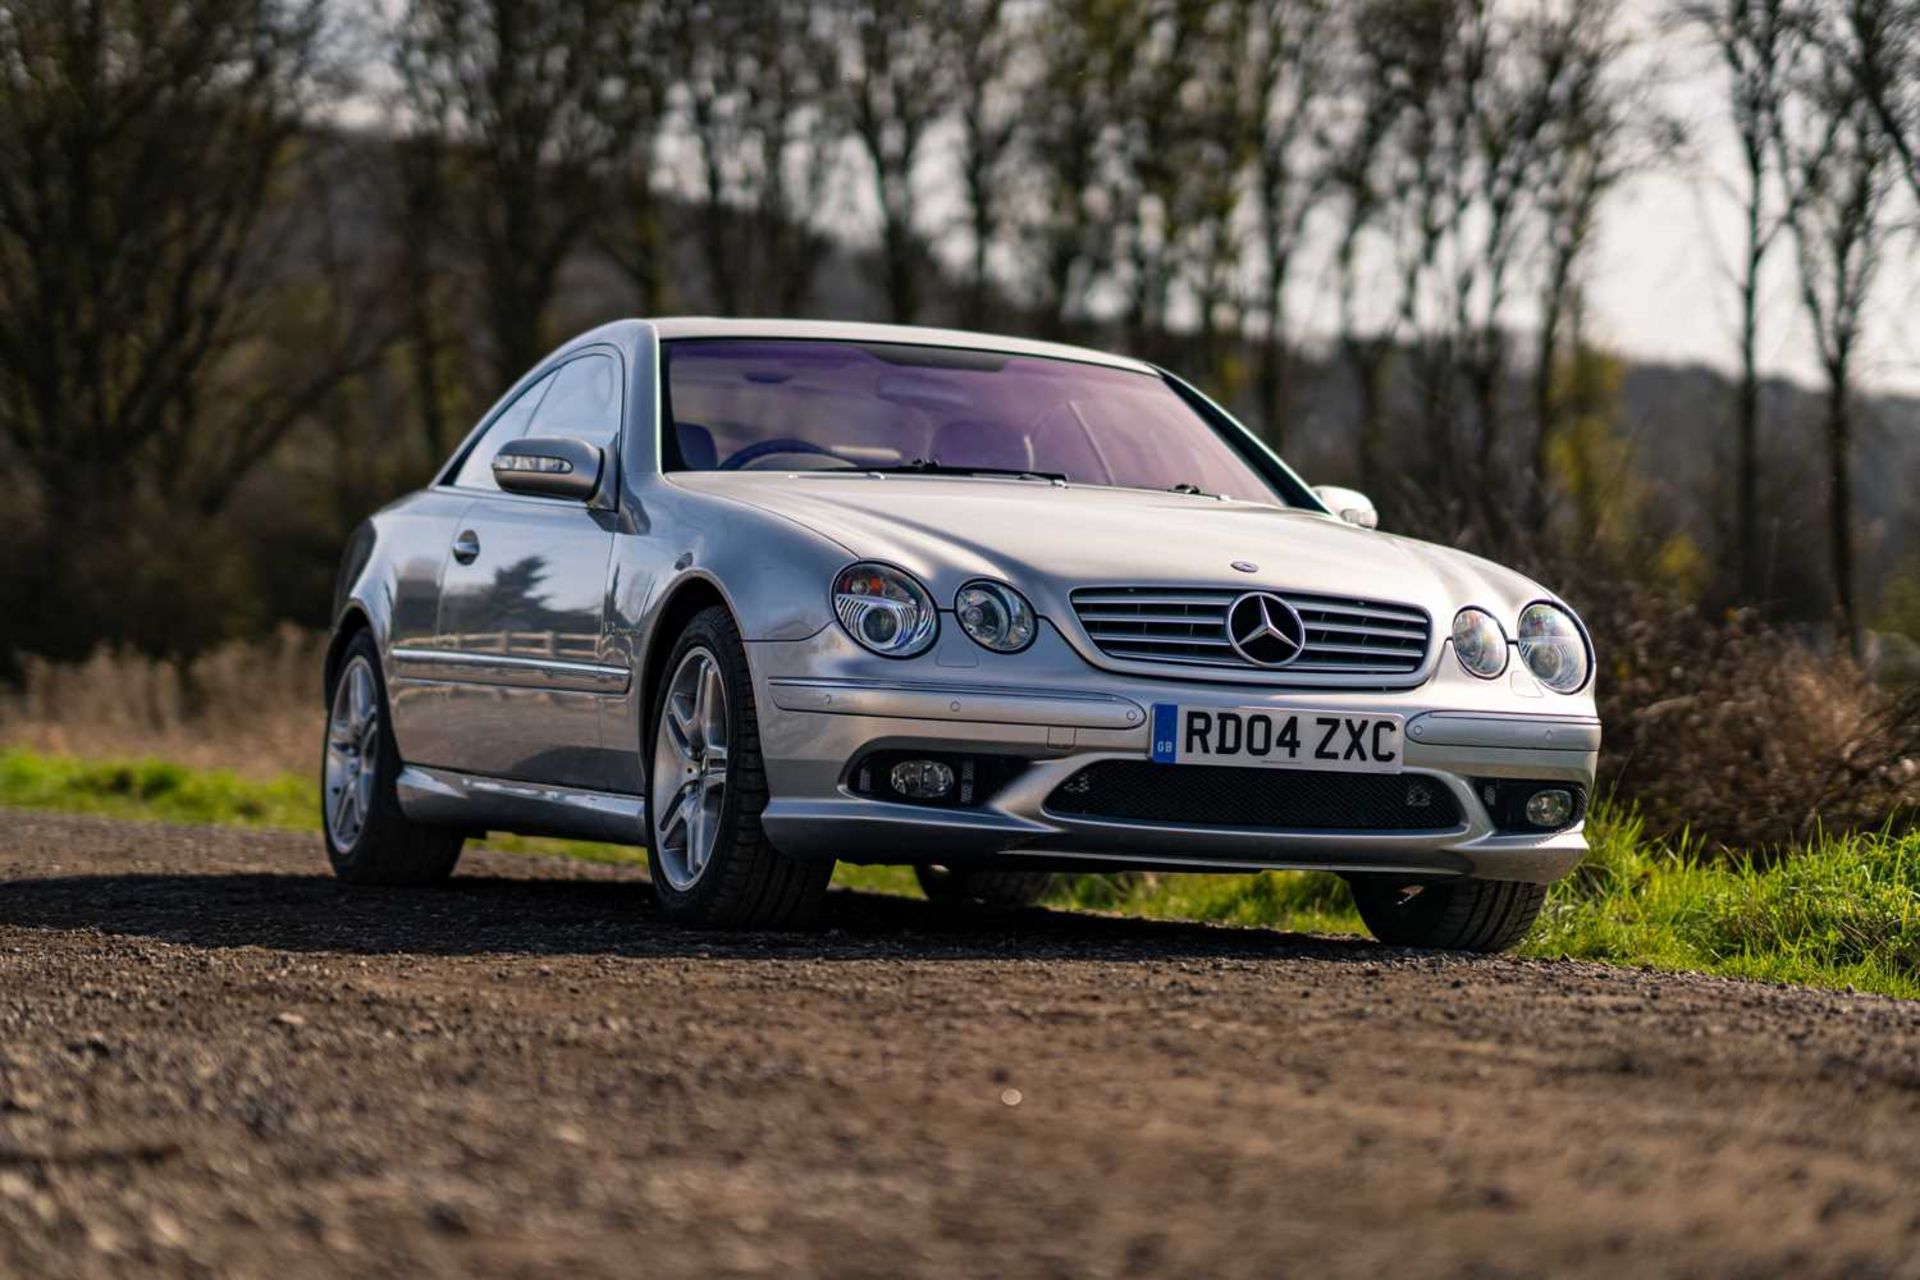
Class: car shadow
0,866,1405,965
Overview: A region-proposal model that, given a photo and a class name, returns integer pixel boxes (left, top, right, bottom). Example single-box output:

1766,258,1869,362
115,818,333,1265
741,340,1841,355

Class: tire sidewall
321,633,404,879
646,612,754,918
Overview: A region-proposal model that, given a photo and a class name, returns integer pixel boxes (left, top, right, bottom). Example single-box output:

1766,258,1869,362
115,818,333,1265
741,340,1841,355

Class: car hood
671,472,1554,623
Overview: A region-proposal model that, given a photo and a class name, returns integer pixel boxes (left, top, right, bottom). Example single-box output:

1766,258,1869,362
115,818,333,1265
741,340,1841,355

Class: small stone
272,1012,307,1028
149,1209,189,1248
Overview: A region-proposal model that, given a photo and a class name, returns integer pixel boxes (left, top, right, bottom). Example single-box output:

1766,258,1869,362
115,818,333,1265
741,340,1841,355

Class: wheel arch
640,575,735,723
324,604,375,696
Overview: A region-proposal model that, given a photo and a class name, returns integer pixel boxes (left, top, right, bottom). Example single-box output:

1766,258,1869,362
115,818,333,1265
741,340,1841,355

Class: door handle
451,530,481,564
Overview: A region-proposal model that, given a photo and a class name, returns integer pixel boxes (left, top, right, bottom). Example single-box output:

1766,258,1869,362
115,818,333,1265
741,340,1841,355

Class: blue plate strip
1150,703,1178,763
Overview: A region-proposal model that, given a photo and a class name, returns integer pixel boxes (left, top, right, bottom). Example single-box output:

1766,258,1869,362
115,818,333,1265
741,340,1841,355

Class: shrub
1585,586,1918,850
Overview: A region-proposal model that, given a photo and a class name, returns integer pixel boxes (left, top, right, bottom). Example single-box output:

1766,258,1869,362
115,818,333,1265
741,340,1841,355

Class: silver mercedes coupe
323,319,1599,951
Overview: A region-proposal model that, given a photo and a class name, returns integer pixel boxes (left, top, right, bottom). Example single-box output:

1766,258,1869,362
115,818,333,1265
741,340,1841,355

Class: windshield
661,338,1289,504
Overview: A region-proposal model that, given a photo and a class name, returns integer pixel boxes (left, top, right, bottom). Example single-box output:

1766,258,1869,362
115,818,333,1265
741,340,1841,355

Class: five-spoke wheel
319,631,463,885
644,606,832,928
650,647,731,891
323,655,381,855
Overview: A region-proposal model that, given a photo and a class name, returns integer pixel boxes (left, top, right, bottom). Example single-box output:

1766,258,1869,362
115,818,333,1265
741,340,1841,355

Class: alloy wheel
324,655,381,854
651,647,730,891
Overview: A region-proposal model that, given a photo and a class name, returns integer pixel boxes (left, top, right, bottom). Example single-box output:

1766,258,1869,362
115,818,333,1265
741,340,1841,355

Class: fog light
890,759,955,800
1524,788,1575,829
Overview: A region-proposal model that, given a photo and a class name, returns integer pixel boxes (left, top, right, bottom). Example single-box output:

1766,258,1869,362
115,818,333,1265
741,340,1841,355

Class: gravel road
1,810,1917,1279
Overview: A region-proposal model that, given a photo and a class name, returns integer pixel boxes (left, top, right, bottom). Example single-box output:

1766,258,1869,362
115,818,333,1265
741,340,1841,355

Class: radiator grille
1046,761,1463,831
1071,587,1431,674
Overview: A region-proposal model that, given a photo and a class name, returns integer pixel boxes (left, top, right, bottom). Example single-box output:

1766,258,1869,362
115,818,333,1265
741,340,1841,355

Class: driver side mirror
493,435,603,501
1312,485,1378,530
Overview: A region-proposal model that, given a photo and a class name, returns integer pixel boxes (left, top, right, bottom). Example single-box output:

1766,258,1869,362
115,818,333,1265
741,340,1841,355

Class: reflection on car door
429,352,629,788
378,492,476,767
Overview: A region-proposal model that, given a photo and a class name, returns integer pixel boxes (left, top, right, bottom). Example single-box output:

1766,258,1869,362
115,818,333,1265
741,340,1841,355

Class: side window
451,370,557,491
529,353,621,449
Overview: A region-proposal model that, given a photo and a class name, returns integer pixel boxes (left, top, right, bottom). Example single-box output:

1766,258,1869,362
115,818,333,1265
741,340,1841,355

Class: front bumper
747,627,1599,885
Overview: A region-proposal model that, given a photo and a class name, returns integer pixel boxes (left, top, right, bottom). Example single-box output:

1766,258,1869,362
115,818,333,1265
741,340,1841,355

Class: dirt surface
1,812,1918,1280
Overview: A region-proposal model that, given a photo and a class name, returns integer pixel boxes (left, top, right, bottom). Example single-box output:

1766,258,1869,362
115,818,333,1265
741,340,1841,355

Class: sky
1533,3,1920,396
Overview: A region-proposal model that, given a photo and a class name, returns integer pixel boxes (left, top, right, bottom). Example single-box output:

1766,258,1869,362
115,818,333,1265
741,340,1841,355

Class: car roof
644,317,1155,375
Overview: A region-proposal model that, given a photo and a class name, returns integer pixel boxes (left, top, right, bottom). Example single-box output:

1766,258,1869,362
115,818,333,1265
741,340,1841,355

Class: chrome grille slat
1072,585,1432,679
1073,593,1238,608
1077,610,1229,625
1096,634,1235,648
1294,604,1428,626
1304,622,1427,641
1303,640,1425,657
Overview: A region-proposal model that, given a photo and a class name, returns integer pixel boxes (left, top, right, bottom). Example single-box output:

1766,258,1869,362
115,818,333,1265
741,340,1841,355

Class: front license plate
1149,704,1404,774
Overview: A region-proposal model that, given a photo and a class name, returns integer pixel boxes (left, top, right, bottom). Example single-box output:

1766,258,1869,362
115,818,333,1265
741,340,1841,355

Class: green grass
2,747,1915,998
0,750,317,829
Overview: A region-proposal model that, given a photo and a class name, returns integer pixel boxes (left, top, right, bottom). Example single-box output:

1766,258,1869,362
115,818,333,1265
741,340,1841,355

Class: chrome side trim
765,677,1147,730
396,765,647,845
1405,711,1602,752
392,646,630,693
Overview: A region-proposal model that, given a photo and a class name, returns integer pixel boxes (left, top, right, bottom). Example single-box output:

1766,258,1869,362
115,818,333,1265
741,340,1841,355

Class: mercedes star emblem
1226,592,1308,667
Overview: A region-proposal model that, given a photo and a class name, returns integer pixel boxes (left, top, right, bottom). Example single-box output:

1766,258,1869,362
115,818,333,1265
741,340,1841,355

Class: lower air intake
1045,761,1463,831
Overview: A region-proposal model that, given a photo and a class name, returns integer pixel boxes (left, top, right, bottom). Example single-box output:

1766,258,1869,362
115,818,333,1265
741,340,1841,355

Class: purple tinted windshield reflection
662,339,1286,505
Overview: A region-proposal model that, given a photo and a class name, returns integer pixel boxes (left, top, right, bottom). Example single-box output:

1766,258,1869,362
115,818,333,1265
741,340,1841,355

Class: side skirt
396,765,648,846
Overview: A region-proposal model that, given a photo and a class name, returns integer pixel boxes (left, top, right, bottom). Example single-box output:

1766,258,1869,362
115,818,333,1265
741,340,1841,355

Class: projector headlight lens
1451,607,1509,679
832,563,938,658
1517,602,1591,693
955,580,1036,653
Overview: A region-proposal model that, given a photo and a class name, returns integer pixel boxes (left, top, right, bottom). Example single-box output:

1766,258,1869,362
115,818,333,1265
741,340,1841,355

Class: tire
1347,876,1547,953
321,631,464,885
646,606,832,929
915,866,1056,910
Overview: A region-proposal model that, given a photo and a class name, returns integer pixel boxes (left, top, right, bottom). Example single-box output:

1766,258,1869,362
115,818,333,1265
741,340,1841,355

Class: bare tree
1367,0,1489,511
1326,2,1405,491
1172,1,1264,388
672,0,837,316
0,0,383,657
1774,7,1897,660
1109,2,1211,362
1684,0,1805,601
1245,0,1335,447
1530,0,1639,536
394,0,660,388
596,5,673,316
1843,0,1920,195
828,2,954,324
952,0,1024,330
1025,0,1137,338
386,129,468,462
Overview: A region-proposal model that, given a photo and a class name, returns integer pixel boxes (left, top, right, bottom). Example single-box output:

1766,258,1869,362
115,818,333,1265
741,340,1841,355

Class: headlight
955,580,1036,653
832,563,938,658
1517,602,1590,693
1451,607,1509,678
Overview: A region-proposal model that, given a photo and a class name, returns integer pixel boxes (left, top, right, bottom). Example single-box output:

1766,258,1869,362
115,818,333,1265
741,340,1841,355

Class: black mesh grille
1046,761,1463,831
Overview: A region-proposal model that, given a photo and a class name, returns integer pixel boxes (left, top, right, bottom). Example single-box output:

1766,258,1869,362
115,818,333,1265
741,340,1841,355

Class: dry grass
1593,594,1919,850
0,627,322,779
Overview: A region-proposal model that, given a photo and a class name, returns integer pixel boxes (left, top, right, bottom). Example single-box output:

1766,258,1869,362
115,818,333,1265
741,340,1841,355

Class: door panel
432,496,621,786
380,492,475,766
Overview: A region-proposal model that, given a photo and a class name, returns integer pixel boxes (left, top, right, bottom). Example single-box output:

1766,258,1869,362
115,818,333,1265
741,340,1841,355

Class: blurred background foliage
0,0,1916,848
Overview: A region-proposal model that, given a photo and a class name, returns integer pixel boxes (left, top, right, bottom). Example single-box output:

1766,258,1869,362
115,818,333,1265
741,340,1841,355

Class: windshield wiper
865,458,1067,482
